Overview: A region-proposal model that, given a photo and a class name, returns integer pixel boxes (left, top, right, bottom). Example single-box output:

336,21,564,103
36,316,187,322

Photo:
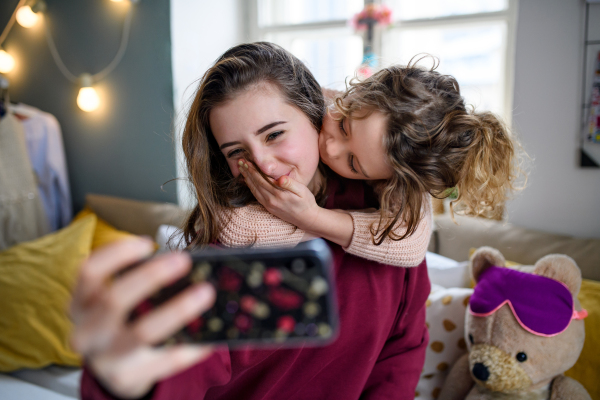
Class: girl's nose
324,136,343,159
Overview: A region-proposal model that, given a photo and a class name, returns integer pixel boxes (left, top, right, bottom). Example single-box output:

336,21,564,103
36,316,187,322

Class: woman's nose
254,155,277,175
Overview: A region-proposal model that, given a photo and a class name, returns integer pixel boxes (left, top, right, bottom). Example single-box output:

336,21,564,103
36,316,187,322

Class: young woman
74,42,431,400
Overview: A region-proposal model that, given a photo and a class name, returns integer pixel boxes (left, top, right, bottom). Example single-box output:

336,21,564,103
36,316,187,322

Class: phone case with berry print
129,239,338,349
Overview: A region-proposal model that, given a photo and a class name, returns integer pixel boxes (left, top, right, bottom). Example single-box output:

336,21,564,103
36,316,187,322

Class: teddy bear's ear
533,255,582,295
470,247,505,284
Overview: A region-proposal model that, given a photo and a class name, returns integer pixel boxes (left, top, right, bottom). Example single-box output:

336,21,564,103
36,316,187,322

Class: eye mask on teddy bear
469,266,588,337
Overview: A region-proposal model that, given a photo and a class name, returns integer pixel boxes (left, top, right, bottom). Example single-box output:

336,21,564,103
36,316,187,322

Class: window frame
245,0,518,124
382,0,518,124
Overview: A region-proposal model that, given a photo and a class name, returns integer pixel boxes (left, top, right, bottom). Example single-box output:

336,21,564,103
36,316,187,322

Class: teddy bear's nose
472,363,490,381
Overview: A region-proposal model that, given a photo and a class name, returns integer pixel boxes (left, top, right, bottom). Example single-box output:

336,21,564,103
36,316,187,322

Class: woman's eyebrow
219,121,287,150
220,141,240,150
256,121,286,134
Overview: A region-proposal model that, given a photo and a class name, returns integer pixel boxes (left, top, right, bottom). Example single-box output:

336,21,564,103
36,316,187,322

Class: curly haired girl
221,55,524,256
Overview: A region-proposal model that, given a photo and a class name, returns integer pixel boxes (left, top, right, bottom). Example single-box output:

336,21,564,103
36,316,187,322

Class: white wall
507,0,600,238
170,0,242,209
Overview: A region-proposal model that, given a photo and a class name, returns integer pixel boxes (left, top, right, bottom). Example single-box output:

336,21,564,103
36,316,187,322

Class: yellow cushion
565,278,600,399
74,207,136,250
0,215,96,372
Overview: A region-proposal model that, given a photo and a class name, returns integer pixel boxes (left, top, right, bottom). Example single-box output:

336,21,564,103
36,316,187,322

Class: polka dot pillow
415,284,473,400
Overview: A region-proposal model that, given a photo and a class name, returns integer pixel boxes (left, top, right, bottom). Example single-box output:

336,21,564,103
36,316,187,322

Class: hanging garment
0,113,50,250
10,104,72,231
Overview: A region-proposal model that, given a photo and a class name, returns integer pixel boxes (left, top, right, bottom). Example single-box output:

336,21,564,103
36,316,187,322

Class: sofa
0,194,598,399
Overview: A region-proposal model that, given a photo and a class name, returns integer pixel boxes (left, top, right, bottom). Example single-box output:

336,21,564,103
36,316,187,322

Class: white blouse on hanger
10,103,72,232
0,113,49,250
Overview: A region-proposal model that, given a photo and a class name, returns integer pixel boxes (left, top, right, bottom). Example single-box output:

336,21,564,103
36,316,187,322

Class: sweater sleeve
343,197,433,267
218,199,432,267
360,260,430,400
217,204,306,248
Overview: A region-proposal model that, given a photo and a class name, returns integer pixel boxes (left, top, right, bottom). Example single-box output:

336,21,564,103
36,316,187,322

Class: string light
77,74,100,112
1,0,137,112
0,49,15,73
16,1,46,29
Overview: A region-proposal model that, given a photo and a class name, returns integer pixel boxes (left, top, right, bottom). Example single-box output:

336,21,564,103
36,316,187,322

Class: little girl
217,56,522,263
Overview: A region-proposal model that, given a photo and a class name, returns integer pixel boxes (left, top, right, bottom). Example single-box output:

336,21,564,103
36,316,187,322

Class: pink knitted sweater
218,198,432,267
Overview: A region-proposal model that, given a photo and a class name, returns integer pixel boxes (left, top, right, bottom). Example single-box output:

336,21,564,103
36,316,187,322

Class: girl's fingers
110,252,192,313
129,283,216,345
276,176,303,197
72,238,156,312
240,160,277,194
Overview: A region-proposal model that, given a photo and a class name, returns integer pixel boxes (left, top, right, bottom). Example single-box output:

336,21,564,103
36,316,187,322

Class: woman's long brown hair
180,42,326,248
333,56,526,245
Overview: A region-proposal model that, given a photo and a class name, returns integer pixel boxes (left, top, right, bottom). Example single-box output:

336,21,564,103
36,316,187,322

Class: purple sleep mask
469,266,587,337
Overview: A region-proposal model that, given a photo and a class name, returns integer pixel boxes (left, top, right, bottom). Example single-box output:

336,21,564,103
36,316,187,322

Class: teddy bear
438,246,591,400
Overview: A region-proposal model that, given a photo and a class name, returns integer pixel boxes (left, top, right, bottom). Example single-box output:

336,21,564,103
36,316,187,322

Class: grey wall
507,0,600,238
0,0,177,213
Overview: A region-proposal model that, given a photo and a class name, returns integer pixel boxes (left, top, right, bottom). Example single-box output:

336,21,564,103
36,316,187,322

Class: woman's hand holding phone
69,238,216,399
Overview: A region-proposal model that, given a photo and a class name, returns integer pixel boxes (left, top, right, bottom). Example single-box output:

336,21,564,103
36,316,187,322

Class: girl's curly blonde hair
333,56,526,245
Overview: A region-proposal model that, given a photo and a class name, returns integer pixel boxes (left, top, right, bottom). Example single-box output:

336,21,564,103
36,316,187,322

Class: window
249,0,517,121
250,0,364,90
381,0,517,121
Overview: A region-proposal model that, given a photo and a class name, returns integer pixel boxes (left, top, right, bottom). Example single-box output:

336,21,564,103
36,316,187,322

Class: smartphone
128,239,338,349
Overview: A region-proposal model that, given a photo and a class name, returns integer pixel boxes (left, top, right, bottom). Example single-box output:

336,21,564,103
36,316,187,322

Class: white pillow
426,252,470,289
155,224,185,251
416,284,473,400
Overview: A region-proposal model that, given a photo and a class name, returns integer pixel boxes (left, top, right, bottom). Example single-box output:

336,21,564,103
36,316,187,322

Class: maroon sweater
81,178,430,400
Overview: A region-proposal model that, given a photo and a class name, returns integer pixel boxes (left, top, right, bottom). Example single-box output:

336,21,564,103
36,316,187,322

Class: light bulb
77,73,100,112
0,50,15,73
16,6,40,28
77,87,100,112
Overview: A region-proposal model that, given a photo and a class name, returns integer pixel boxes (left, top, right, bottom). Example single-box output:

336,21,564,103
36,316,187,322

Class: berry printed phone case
129,239,338,348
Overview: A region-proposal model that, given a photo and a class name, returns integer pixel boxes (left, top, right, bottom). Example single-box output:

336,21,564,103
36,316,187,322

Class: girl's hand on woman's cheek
70,238,216,399
238,159,322,231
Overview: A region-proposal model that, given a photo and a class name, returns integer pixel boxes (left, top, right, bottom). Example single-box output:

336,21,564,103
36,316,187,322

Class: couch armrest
85,194,188,238
432,214,600,281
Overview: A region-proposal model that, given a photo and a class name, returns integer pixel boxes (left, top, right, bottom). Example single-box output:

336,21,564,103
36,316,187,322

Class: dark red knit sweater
81,178,430,400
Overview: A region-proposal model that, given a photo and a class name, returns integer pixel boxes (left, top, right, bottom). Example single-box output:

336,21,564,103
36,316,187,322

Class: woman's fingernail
238,160,243,166
244,163,249,169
